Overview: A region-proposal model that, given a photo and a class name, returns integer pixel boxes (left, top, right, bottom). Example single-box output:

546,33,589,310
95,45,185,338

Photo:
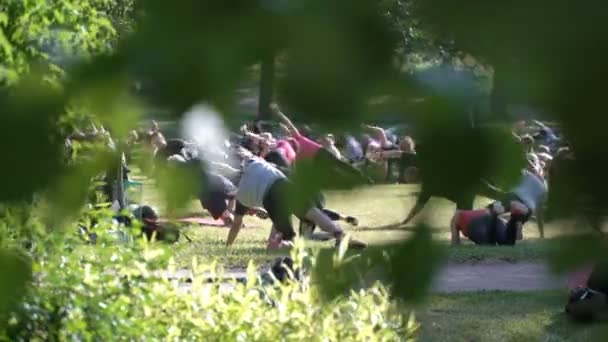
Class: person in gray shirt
225,149,366,249
486,154,548,241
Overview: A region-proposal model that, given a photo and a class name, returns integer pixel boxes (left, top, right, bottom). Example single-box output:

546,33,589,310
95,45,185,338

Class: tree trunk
490,66,508,120
257,54,275,120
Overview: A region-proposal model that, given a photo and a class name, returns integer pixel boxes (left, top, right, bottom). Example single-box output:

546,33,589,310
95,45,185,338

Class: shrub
1,213,418,341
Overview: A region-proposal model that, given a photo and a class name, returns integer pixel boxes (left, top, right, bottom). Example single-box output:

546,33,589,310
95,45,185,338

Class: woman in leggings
298,191,359,239
225,150,366,249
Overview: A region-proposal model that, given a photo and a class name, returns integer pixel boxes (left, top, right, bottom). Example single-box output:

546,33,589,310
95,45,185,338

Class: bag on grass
132,205,180,243
566,287,608,322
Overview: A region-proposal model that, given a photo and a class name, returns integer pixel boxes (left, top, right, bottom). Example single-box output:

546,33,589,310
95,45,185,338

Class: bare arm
380,150,404,159
363,124,389,146
271,103,300,137
450,211,462,245
245,131,264,141
537,199,545,239
226,215,244,246
210,161,240,178
532,120,547,129
278,123,293,137
364,124,384,135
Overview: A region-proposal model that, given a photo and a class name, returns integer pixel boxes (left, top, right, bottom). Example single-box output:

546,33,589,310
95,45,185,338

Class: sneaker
345,216,359,226
267,231,282,249
267,240,294,250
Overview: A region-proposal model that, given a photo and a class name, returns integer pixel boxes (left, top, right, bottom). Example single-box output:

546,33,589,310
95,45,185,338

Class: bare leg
267,225,283,249
304,208,343,237
450,209,462,246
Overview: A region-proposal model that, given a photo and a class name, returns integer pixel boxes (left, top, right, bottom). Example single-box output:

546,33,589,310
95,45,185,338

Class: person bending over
485,155,548,241
402,177,504,245
225,149,367,249
452,209,516,245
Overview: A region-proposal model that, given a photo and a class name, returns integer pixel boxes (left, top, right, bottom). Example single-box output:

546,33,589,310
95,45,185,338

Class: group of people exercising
174,107,555,249
67,105,559,250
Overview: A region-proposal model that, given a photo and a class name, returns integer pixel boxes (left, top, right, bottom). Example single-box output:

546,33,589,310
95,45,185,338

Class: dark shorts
262,178,297,240
200,173,236,219
200,192,231,219
235,178,303,241
465,214,509,245
488,193,532,223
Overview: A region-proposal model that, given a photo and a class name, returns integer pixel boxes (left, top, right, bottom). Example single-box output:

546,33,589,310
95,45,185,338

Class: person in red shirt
452,209,516,246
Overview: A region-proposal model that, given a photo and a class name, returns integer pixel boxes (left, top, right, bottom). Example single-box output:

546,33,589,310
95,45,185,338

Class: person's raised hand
269,102,280,114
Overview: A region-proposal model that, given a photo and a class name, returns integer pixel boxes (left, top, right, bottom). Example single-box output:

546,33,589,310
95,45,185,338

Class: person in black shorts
225,150,366,249
402,178,503,245
199,171,237,225
452,209,516,246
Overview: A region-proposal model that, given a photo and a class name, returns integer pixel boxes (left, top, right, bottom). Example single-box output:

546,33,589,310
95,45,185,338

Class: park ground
135,180,603,341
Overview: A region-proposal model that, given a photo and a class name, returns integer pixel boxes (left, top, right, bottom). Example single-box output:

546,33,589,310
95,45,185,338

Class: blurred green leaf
313,225,446,303
124,0,283,113
0,248,32,326
547,234,608,274
0,78,66,201
42,152,114,224
287,157,369,214
154,162,202,216
382,225,446,302
278,0,396,128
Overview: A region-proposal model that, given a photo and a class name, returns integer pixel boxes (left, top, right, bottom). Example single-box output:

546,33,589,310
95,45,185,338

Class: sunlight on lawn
419,291,608,342
138,182,576,269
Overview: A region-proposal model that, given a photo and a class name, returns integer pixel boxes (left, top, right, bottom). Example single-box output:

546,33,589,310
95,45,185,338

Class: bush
1,213,417,341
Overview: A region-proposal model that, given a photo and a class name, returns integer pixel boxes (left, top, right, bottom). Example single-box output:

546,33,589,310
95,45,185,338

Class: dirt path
167,261,566,293
431,262,564,293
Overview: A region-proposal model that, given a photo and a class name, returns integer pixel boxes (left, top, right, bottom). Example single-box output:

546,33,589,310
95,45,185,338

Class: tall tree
257,54,275,120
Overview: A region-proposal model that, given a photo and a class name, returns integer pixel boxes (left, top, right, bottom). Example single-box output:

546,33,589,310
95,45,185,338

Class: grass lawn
418,291,608,341
131,178,608,341
134,182,574,269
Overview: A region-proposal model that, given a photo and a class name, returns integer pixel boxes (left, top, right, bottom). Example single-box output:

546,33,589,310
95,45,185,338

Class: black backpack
566,262,608,322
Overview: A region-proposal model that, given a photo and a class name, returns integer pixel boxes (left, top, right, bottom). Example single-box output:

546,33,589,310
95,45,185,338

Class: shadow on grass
354,223,446,233
544,312,608,341
354,223,407,232
417,291,605,342
395,191,420,198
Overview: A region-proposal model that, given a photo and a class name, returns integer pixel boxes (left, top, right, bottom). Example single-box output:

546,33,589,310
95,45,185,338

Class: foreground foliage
1,209,416,341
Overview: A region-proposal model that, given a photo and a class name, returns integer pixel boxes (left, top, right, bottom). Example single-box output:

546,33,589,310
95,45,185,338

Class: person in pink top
275,139,297,165
271,103,371,187
271,105,322,160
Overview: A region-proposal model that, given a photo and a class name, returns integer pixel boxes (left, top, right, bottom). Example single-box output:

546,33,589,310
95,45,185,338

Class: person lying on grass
451,208,516,245
224,148,367,250
449,154,548,245
401,177,504,242
484,154,547,239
